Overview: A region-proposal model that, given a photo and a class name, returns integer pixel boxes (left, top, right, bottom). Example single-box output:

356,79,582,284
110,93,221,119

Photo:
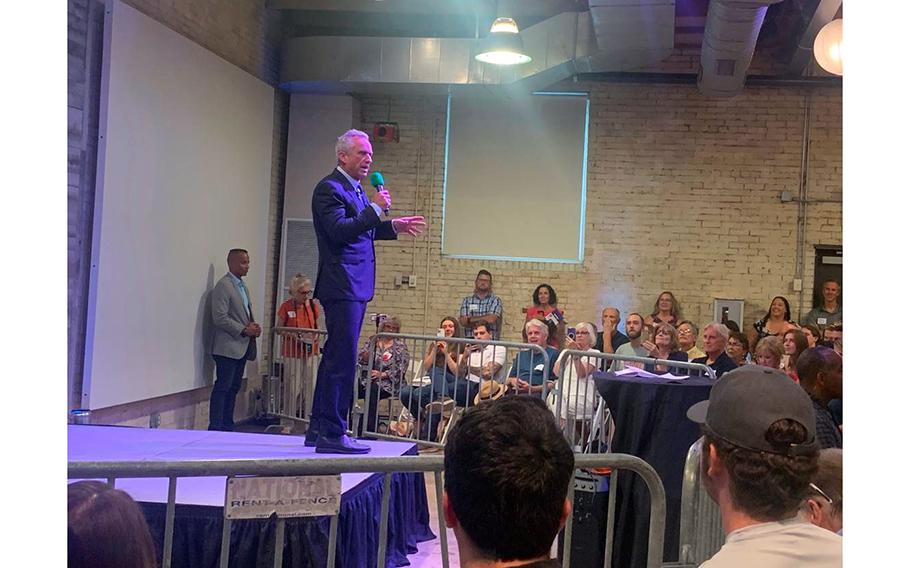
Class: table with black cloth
592,370,713,568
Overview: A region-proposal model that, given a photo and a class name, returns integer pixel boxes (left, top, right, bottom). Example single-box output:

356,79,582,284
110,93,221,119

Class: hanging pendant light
475,17,532,66
813,19,843,76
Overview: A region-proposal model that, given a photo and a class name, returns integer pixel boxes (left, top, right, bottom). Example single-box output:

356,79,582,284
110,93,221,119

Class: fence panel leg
434,471,449,568
376,473,392,568
163,475,177,568
219,518,232,568
273,517,285,568
327,514,339,568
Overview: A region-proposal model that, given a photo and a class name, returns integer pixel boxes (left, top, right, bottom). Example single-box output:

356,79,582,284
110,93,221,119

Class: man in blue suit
308,129,425,453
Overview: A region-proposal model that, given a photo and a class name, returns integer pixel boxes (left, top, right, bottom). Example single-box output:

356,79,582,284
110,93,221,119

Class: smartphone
437,328,445,338
566,327,576,340
641,325,652,342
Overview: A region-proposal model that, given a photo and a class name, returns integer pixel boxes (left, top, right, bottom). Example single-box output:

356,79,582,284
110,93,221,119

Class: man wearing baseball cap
686,365,842,566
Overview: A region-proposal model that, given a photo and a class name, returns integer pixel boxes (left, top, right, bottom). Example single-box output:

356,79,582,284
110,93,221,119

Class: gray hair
335,129,370,157
525,318,549,337
575,321,596,338
703,322,730,341
289,273,311,293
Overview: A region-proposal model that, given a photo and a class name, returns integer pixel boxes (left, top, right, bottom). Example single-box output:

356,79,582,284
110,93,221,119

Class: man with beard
459,270,503,340
610,313,650,371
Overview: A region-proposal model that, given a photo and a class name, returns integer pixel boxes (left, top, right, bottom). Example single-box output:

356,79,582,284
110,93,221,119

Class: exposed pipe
794,91,812,317
574,72,842,88
422,109,439,332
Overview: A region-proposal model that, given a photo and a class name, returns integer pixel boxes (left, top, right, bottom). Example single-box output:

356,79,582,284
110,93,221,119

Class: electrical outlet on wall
408,275,417,288
149,412,161,429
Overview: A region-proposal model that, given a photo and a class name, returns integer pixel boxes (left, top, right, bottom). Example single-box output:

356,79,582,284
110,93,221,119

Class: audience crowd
324,269,844,442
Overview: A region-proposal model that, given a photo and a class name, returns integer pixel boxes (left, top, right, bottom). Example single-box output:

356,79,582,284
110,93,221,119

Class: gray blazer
211,273,257,360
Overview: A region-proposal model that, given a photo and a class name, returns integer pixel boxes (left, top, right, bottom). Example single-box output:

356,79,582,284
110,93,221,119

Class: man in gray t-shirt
611,313,650,371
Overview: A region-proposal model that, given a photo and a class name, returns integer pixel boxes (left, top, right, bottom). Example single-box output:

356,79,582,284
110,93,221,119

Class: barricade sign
224,475,341,519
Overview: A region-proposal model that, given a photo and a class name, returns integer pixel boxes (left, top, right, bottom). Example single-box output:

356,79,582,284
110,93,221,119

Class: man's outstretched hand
392,216,427,237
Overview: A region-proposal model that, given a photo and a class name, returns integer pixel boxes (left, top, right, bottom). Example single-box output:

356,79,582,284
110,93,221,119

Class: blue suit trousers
311,299,368,438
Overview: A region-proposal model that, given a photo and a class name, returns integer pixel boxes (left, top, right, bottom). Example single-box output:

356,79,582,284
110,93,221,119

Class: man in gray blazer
209,248,261,431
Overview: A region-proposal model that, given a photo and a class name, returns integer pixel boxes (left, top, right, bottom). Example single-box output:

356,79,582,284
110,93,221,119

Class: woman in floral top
357,316,409,435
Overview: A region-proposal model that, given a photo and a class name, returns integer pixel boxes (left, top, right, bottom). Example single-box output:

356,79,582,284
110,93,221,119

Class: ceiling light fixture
813,19,843,76
475,17,532,66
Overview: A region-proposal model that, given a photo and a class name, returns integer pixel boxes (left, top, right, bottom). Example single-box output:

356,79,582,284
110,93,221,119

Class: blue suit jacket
312,169,397,303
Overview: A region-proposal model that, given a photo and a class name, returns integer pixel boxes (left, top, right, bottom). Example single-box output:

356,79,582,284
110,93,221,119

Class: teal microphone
368,171,390,215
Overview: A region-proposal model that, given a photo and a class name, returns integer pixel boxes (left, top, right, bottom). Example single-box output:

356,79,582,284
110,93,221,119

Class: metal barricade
359,333,552,448
545,351,715,452
68,452,667,568
676,437,724,567
267,327,327,427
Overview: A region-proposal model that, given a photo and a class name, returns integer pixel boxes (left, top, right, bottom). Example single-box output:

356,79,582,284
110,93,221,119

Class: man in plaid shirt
459,270,503,339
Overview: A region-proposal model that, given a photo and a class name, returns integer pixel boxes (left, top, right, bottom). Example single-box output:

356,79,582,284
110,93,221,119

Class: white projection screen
83,0,274,409
443,92,589,262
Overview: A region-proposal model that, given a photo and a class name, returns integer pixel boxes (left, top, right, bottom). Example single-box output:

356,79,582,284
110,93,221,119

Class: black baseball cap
686,365,818,456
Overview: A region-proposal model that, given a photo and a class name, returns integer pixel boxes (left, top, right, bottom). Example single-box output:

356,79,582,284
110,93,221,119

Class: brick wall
358,82,842,345
67,0,286,428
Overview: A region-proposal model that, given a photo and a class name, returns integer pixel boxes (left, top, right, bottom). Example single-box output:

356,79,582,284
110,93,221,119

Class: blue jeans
399,366,454,441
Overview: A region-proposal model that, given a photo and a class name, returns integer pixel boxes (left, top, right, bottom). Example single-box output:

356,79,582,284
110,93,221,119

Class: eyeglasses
678,328,694,336
575,331,590,336
808,482,834,504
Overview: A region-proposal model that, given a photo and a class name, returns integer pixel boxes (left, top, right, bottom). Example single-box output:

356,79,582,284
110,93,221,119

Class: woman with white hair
276,273,320,358
550,321,601,445
275,273,320,416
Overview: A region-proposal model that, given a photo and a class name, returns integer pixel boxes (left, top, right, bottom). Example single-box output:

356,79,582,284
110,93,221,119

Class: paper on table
659,372,689,381
613,367,689,380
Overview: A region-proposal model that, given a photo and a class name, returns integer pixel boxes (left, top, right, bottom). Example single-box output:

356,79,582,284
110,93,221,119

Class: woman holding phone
399,316,462,441
550,321,600,447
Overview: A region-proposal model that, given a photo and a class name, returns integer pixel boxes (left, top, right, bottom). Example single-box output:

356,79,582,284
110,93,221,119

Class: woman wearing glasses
550,321,600,447
676,320,705,361
726,331,750,366
276,274,320,358
642,322,688,374
275,274,321,416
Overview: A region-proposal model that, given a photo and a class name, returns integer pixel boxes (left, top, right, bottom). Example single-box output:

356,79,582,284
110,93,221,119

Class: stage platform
68,425,435,567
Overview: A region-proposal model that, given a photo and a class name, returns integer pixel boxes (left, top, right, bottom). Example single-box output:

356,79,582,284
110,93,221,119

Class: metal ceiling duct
697,0,785,97
579,0,675,73
279,3,676,94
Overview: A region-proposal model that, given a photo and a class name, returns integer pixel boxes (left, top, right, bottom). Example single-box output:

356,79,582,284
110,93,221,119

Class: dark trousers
311,299,368,439
209,353,248,431
449,377,480,407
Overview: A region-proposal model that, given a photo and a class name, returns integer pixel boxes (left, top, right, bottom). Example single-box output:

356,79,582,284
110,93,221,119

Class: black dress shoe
304,428,319,447
315,434,371,454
